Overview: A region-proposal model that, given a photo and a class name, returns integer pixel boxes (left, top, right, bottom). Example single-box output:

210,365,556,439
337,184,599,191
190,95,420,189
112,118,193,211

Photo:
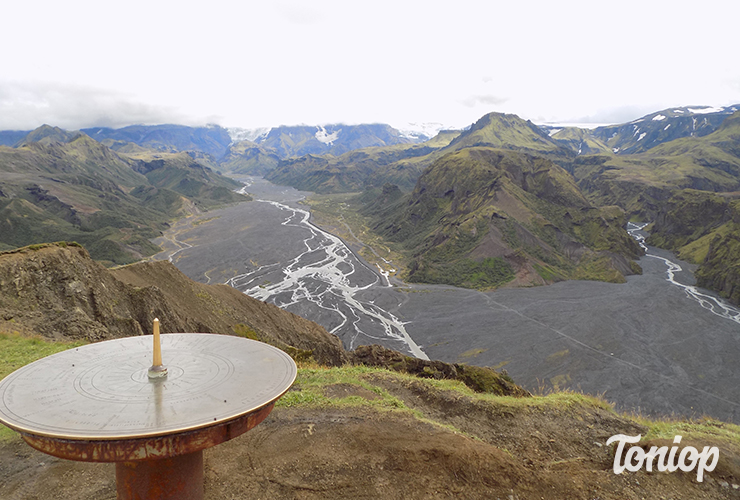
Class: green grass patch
277,365,406,411
458,348,489,359
0,333,87,441
408,257,515,290
634,415,740,444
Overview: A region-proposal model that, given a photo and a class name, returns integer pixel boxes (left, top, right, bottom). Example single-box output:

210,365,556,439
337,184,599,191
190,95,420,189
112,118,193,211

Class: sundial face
0,334,296,440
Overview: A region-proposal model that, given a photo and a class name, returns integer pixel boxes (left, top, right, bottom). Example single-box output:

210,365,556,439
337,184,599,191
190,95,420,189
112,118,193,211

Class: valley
151,178,740,422
3,106,740,423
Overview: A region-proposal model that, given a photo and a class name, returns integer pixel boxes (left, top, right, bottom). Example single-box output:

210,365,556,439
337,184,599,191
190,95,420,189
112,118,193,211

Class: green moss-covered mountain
646,189,740,304
549,127,611,155
363,147,642,289
265,113,576,195
0,127,249,265
590,105,739,155
446,113,574,166
264,133,459,193
218,140,281,176
573,110,740,217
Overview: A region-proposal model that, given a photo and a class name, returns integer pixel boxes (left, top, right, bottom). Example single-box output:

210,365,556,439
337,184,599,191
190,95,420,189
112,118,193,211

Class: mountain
265,113,576,195
573,110,740,216
218,140,281,176
589,105,738,155
646,189,740,304
364,147,642,289
548,127,611,155
13,124,81,146
82,124,233,159
446,112,574,165
265,131,460,193
0,130,28,147
569,111,740,303
0,126,249,265
70,123,430,179
130,152,246,205
255,123,421,158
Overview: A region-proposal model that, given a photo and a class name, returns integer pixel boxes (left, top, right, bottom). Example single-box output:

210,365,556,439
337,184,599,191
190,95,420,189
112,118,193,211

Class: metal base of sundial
0,334,296,500
116,452,203,500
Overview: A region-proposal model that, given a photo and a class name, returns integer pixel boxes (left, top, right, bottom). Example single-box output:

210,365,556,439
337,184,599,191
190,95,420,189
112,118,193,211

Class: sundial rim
0,333,297,441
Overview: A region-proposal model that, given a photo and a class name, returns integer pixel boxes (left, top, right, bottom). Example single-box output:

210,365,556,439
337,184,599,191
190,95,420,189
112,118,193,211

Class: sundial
0,320,297,500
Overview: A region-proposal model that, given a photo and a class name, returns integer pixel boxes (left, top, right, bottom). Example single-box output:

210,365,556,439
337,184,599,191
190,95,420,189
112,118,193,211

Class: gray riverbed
152,178,740,422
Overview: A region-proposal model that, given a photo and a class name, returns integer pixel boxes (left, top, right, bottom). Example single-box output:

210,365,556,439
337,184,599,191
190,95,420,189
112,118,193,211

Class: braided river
153,178,740,422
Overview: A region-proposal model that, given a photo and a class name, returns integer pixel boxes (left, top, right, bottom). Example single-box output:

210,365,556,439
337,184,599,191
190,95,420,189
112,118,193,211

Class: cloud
274,1,325,25
460,94,508,108
573,104,666,125
0,81,192,131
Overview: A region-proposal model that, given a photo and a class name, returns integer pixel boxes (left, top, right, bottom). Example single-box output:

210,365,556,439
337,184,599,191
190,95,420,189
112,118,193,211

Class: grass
633,414,740,445
0,332,87,441
277,365,406,411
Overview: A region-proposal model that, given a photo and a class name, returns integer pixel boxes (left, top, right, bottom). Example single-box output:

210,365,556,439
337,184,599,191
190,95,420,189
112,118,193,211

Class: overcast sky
1,0,739,132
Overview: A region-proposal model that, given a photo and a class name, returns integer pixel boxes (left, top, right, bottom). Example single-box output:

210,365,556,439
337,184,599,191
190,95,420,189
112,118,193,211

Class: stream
626,222,740,325
153,178,740,421
225,197,428,359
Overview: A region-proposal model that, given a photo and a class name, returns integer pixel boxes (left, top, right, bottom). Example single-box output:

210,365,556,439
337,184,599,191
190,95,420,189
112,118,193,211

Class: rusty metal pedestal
0,334,296,500
116,451,203,500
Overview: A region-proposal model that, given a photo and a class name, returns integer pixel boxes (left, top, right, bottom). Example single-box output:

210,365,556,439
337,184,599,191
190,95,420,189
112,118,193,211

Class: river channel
152,178,740,422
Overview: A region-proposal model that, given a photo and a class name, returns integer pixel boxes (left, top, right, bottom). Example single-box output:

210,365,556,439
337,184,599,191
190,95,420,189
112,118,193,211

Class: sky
1,0,739,132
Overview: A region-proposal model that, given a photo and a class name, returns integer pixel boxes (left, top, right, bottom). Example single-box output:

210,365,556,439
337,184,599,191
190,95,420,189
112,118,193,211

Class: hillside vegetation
646,189,740,304
0,127,249,265
265,131,461,193
260,109,740,299
573,111,740,216
5,107,740,298
362,147,642,288
266,113,574,195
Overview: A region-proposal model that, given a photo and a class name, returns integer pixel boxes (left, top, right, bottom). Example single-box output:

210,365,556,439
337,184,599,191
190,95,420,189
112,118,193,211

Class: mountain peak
17,124,80,147
447,111,567,156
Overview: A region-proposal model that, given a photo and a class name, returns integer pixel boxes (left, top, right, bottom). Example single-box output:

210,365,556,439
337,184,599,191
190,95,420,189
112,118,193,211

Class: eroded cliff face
695,231,740,305
647,190,740,304
0,243,347,366
0,243,152,341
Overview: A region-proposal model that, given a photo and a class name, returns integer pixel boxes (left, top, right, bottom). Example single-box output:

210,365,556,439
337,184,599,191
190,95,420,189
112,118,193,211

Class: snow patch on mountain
315,126,340,145
397,122,449,141
227,127,271,144
652,114,666,121
688,106,725,115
